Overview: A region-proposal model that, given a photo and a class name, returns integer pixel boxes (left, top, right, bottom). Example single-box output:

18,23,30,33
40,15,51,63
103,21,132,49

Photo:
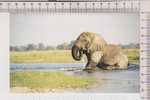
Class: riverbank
10,49,139,93
10,71,99,93
10,66,139,93
10,49,139,64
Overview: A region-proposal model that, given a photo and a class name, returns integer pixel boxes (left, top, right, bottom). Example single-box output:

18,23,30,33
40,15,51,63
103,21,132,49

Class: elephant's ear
88,34,107,52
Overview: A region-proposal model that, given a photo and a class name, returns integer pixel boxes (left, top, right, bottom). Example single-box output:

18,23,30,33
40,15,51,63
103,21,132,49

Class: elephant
72,32,107,70
71,32,128,70
96,44,129,70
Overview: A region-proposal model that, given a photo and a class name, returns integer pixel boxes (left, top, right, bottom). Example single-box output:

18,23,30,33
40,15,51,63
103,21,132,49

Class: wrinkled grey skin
72,32,128,70
72,32,107,70
97,44,128,70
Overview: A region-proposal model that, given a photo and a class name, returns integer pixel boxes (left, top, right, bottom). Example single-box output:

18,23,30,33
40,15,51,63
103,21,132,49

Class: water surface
10,63,139,93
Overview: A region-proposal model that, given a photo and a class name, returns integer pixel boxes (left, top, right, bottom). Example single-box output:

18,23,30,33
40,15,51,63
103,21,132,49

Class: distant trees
10,41,139,52
10,43,53,51
68,40,75,49
56,42,70,50
120,43,139,49
10,41,75,51
37,43,45,50
26,44,37,51
46,46,55,50
10,46,21,51
56,41,75,50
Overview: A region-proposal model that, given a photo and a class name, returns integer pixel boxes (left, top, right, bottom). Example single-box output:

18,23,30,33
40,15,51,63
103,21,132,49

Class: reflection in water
10,63,85,71
65,68,139,93
10,63,139,93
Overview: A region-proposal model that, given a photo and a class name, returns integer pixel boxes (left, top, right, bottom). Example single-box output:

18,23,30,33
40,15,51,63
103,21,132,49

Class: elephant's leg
115,54,128,70
100,64,127,70
105,65,128,70
116,63,128,70
98,61,119,70
85,61,97,70
101,65,119,70
84,53,97,70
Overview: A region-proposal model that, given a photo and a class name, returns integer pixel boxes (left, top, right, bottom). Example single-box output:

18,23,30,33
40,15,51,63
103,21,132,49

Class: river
10,63,139,93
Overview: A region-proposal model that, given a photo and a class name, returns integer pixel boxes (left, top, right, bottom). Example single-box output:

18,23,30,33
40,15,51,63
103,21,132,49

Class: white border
0,12,141,100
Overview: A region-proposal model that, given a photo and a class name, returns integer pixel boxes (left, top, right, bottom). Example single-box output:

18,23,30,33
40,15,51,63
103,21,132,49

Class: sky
10,13,139,46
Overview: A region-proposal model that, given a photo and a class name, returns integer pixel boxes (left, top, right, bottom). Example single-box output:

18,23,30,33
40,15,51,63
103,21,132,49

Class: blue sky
10,13,139,46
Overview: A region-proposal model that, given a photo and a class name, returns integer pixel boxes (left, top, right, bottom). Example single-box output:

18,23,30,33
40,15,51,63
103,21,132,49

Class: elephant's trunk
72,45,83,61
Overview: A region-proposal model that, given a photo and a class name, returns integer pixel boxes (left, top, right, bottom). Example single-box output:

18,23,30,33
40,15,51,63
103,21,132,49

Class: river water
10,63,139,93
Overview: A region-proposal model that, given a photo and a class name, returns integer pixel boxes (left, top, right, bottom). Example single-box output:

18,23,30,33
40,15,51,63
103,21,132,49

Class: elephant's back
103,44,122,56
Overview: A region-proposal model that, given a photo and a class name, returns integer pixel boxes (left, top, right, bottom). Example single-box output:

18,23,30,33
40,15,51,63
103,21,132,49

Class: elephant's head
72,32,91,61
71,45,83,61
72,32,107,61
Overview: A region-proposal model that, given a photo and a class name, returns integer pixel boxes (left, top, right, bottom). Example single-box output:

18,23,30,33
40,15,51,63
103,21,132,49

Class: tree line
10,41,75,51
10,41,139,51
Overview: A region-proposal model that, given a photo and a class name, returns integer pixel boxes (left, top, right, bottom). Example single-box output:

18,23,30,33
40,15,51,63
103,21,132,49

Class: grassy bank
10,49,139,64
123,49,139,64
10,49,139,93
10,71,97,92
10,50,84,63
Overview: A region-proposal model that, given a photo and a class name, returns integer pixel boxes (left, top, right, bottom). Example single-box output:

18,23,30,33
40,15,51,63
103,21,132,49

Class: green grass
10,49,139,92
10,50,83,63
10,49,139,64
10,71,97,91
123,49,139,64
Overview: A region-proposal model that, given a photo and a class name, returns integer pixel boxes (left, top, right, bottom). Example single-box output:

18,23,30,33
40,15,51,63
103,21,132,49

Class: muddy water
65,67,139,93
10,63,139,93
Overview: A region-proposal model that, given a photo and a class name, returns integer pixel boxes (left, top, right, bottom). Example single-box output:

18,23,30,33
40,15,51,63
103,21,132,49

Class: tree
68,40,75,50
56,42,69,50
26,44,37,51
10,46,15,51
46,46,55,50
56,44,63,50
62,42,68,50
37,43,45,50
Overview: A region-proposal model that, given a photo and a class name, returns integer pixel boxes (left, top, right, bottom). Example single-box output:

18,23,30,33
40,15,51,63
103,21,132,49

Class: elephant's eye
82,39,86,42
83,39,86,41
